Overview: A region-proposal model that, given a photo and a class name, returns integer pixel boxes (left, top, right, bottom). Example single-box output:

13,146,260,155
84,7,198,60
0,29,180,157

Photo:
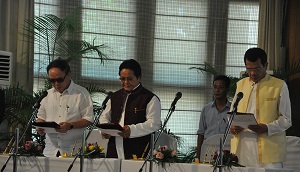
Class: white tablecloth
0,155,120,172
121,160,294,172
0,155,295,172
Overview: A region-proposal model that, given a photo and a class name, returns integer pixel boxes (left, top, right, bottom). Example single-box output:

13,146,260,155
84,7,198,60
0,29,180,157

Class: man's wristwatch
69,123,74,130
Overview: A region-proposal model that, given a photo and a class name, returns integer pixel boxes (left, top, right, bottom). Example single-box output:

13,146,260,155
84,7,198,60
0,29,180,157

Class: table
0,155,120,172
121,160,295,172
0,155,295,172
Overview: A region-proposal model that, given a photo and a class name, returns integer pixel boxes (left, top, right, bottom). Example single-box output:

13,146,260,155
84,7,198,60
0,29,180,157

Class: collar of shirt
248,74,271,85
51,80,75,95
123,83,141,94
211,99,231,109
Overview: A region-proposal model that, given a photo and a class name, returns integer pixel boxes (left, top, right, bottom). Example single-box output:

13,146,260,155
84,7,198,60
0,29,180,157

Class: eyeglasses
48,73,68,83
119,77,134,82
246,67,262,73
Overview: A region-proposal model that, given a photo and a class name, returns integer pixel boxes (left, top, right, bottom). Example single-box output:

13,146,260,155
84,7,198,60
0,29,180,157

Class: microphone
171,92,182,107
102,91,113,107
34,91,48,109
233,92,243,109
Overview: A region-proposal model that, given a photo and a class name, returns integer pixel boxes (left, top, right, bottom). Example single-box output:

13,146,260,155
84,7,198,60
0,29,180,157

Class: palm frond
189,62,219,76
177,146,197,163
273,58,300,80
21,8,107,63
84,84,107,95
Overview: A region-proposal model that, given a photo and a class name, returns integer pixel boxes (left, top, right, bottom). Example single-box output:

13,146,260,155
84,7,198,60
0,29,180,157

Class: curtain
0,0,34,91
258,0,286,70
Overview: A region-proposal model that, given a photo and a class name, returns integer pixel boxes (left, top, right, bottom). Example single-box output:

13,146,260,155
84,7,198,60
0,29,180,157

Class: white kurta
232,81,291,168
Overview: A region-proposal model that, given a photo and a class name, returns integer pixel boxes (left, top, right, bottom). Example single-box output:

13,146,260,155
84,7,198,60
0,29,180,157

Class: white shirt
37,81,94,157
99,93,161,159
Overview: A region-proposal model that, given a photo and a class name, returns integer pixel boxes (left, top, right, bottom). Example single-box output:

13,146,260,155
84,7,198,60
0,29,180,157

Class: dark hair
119,59,141,78
46,59,70,74
213,75,230,88
244,48,267,66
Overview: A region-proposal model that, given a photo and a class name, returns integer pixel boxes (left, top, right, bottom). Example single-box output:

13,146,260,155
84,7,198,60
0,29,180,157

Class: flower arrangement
84,142,105,159
18,141,44,156
212,150,244,168
153,146,177,168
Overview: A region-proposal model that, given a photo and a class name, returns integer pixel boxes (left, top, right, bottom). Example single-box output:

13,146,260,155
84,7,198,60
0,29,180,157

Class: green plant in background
0,85,48,152
189,62,242,99
21,7,108,63
176,146,197,163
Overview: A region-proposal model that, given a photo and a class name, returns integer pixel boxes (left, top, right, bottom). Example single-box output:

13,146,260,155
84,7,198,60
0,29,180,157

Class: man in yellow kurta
230,48,292,168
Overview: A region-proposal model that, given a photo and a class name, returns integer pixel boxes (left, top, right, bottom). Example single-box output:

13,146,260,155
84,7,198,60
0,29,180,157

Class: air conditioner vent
0,51,13,88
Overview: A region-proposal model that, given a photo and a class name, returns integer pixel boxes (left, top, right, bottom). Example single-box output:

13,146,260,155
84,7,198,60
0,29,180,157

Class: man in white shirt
36,59,94,157
196,75,231,161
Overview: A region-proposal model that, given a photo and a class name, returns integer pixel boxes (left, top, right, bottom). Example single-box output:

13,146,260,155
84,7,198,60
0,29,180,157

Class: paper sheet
98,128,122,137
96,123,124,137
227,113,258,129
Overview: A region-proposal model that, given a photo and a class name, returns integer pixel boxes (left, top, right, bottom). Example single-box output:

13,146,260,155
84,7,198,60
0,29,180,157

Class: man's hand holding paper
228,112,258,135
118,125,131,138
248,124,268,134
230,125,244,135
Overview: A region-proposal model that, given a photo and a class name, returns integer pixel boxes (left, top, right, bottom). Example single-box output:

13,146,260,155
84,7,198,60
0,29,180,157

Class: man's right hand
35,119,46,136
36,127,45,136
230,125,244,135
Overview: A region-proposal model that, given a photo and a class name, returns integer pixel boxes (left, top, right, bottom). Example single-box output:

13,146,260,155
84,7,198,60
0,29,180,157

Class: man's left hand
118,125,131,138
248,124,268,134
56,122,71,133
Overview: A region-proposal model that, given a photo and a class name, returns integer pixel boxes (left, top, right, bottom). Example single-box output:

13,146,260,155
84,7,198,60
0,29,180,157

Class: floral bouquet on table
84,142,105,159
18,141,44,156
153,145,177,168
212,150,244,168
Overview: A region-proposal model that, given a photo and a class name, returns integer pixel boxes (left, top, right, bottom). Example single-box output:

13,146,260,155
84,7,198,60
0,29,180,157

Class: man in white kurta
230,48,291,168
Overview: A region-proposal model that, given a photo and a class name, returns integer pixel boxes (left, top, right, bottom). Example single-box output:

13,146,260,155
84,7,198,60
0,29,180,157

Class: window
34,0,259,153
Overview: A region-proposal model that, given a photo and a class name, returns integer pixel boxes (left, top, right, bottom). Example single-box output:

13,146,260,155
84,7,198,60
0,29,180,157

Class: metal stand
149,133,155,172
212,107,238,172
80,131,86,172
67,101,107,172
12,128,19,172
1,107,39,172
1,128,19,172
139,103,179,172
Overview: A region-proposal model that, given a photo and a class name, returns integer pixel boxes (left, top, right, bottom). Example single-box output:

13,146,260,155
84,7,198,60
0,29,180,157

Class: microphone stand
67,106,105,172
138,104,177,172
1,106,39,172
12,128,19,172
80,131,86,172
212,106,238,172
